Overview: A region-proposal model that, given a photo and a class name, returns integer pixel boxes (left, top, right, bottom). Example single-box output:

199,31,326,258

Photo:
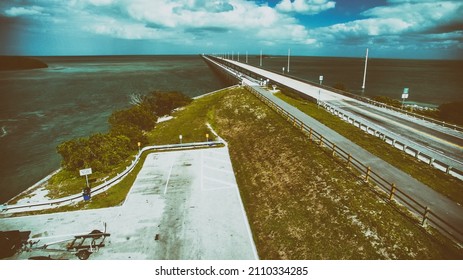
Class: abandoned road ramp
0,147,258,260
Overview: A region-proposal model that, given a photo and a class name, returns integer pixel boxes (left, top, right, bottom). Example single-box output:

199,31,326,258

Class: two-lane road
220,57,463,173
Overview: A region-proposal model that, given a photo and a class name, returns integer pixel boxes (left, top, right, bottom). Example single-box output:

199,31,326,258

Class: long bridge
202,54,463,244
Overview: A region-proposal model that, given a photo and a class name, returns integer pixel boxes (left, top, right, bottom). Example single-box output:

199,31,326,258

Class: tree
144,91,192,116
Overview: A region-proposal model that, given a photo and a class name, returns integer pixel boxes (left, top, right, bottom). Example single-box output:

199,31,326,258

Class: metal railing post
389,184,396,200
421,207,430,226
365,166,371,182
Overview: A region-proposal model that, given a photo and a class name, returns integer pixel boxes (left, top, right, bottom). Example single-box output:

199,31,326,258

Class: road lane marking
163,157,175,195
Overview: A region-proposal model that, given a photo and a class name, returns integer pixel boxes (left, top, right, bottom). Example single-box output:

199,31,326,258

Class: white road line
164,157,175,195
203,155,230,164
203,165,234,174
203,176,238,187
202,186,234,191
201,150,204,192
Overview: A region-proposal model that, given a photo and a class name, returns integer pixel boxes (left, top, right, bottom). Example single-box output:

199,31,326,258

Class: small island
0,56,48,71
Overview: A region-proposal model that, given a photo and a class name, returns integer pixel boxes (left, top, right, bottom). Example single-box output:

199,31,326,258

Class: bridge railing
2,141,223,213
320,101,463,180
205,55,463,133
244,84,463,246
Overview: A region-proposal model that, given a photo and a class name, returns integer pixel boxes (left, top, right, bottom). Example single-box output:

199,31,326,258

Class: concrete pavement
0,148,258,260
219,57,463,176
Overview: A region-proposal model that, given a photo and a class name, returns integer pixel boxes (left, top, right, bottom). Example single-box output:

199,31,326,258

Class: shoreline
4,86,235,207
6,169,61,205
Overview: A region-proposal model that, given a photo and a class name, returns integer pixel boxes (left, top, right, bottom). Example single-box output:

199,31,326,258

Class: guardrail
320,101,463,180
243,84,463,246
206,56,463,179
205,55,463,133
1,141,223,213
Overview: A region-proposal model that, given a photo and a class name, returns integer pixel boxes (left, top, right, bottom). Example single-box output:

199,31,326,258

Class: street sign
402,88,409,99
79,168,92,176
319,75,324,81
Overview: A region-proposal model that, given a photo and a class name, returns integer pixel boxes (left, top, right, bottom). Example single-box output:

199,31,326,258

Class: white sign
79,168,93,176
402,94,409,99
319,75,324,81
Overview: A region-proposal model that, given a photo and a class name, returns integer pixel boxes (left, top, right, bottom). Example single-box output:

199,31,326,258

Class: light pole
362,48,369,92
260,49,262,67
287,48,290,73
246,51,248,63
318,75,323,108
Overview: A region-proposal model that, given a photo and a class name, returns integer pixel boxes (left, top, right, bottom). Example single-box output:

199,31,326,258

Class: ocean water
0,55,225,203
1,55,462,203
245,56,463,106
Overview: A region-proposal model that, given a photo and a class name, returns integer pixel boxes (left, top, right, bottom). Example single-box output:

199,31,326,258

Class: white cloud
276,0,335,15
4,5,45,17
69,0,318,45
311,0,463,52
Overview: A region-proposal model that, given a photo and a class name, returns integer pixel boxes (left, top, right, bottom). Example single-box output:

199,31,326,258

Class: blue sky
0,0,462,59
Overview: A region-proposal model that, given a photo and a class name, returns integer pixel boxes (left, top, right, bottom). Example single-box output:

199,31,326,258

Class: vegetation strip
275,90,463,206
210,87,461,259
247,85,463,245
6,86,462,258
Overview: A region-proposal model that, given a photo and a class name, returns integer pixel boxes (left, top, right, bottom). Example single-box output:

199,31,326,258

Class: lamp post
260,49,262,67
287,48,290,73
362,48,369,92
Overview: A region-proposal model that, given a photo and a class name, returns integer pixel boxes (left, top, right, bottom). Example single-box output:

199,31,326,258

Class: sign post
137,141,141,153
206,133,209,142
179,134,183,144
79,168,92,201
401,88,409,110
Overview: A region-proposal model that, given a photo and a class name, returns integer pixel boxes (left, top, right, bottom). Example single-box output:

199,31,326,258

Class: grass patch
8,86,461,259
275,91,463,206
210,87,462,259
146,88,231,145
9,152,149,217
44,157,134,199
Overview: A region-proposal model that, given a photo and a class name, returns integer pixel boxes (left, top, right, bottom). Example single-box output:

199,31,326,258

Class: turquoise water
0,55,225,203
1,55,462,203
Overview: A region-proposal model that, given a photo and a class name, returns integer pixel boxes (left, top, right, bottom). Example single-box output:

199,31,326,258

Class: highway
332,100,463,167
214,56,463,175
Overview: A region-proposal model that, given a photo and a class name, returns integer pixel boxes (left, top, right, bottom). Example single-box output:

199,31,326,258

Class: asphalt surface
332,100,463,168
244,81,463,242
222,57,463,173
